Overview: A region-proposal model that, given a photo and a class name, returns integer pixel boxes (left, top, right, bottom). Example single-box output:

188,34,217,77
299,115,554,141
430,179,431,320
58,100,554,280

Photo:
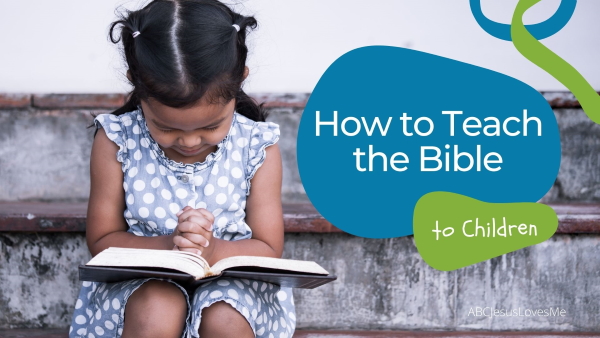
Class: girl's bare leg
199,301,254,338
121,280,188,338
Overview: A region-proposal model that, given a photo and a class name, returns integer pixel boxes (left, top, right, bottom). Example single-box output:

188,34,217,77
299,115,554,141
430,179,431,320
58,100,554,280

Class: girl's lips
177,147,203,155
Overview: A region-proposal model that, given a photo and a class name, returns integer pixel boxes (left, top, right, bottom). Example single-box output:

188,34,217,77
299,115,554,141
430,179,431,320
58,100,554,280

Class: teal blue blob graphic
469,0,576,41
297,46,561,238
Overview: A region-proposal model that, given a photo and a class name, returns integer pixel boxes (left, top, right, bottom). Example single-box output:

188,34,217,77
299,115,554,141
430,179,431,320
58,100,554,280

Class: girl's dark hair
107,0,266,121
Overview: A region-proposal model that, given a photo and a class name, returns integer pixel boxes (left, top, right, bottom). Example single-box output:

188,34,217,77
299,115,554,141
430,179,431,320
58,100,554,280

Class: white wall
0,0,599,93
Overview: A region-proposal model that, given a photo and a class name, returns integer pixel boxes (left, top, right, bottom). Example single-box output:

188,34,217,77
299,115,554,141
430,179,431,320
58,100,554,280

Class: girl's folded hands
171,206,216,259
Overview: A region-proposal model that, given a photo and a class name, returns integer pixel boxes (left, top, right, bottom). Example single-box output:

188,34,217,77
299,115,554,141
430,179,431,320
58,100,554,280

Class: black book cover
79,265,337,290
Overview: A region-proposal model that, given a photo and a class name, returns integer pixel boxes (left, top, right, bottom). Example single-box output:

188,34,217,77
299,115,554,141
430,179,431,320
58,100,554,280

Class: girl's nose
178,134,201,148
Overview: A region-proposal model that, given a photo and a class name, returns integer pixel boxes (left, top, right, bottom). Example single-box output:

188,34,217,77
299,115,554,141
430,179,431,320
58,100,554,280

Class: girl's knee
122,280,187,338
129,280,186,311
199,301,254,338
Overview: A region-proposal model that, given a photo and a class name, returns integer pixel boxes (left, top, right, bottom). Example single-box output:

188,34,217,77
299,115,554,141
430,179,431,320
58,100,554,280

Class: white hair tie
232,24,240,32
132,31,141,38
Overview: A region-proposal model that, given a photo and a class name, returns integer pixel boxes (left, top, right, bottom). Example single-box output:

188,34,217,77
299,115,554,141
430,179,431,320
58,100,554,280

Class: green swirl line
511,0,600,124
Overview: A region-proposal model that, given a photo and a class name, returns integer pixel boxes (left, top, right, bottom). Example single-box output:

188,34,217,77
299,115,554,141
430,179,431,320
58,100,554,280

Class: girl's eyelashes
157,126,219,133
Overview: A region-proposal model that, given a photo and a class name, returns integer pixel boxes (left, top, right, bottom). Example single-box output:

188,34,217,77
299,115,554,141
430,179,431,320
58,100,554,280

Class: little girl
69,1,295,337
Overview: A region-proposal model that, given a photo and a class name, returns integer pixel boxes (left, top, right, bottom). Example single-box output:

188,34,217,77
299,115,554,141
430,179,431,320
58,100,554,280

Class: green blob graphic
511,0,600,124
413,192,558,271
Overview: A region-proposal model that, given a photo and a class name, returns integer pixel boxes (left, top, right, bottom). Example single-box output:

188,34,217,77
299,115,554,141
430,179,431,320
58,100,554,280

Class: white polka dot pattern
73,110,292,338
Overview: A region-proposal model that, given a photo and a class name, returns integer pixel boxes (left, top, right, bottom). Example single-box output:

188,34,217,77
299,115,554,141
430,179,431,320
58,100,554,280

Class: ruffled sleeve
93,113,130,172
244,120,280,195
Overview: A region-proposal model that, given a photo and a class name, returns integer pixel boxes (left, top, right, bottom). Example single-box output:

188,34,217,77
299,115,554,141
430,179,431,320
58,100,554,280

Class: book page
86,247,210,278
210,256,330,275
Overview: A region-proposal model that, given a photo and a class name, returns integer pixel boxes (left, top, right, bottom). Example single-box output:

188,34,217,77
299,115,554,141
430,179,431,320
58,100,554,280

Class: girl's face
140,97,235,165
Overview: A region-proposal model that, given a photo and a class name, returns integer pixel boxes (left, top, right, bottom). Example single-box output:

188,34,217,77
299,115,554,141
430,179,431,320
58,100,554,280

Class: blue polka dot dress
69,107,296,338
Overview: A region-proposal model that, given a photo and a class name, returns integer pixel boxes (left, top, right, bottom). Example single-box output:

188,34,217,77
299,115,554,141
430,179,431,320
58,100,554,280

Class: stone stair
1,93,599,335
1,329,599,337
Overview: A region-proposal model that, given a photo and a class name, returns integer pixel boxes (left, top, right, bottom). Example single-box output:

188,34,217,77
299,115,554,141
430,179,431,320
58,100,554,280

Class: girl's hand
171,206,215,258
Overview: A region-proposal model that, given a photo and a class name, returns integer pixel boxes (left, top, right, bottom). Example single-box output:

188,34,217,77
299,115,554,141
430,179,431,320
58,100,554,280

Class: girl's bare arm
86,127,174,257
202,143,284,265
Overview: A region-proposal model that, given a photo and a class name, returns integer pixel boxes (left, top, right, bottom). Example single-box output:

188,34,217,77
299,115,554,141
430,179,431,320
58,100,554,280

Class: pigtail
114,91,141,117
89,10,141,131
231,14,258,41
230,14,267,122
236,89,267,122
107,4,152,117
88,5,149,131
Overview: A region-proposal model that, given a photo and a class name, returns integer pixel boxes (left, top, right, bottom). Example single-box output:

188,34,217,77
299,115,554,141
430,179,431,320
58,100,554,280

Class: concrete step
0,202,598,233
1,92,600,204
293,332,600,338
2,231,599,331
0,329,598,338
0,202,340,233
1,203,599,332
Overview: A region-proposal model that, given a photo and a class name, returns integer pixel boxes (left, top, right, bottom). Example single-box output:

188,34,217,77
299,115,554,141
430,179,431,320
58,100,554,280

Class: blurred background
1,0,600,93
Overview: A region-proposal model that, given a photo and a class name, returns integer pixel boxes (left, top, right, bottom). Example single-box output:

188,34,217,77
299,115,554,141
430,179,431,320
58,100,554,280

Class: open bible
79,247,336,289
